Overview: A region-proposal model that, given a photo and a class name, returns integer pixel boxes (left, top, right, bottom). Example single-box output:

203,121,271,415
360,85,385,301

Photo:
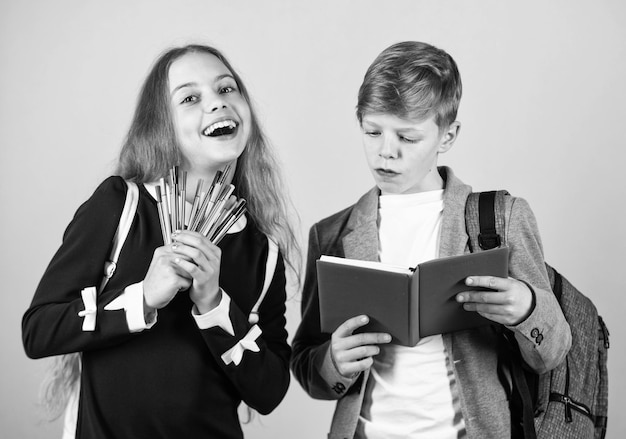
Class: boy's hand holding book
457,275,535,326
330,315,391,378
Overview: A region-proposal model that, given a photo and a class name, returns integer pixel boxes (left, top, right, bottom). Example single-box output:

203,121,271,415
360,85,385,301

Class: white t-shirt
357,190,465,439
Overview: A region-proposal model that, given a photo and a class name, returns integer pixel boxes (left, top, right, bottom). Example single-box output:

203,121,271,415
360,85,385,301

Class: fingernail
384,334,391,342
457,294,464,302
172,243,178,250
466,277,473,285
361,316,369,323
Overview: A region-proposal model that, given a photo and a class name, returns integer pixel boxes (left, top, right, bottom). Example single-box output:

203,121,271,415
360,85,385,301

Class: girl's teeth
204,120,237,136
205,120,236,135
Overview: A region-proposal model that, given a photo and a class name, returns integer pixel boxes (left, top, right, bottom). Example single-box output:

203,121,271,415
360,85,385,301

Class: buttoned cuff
508,284,572,373
191,289,234,335
508,284,552,344
104,281,157,333
319,344,359,397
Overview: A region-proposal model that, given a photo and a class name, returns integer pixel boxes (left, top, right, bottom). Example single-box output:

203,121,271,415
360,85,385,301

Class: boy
290,41,571,439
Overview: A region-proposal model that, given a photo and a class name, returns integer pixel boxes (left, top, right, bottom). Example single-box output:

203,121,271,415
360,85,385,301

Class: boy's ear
438,121,461,153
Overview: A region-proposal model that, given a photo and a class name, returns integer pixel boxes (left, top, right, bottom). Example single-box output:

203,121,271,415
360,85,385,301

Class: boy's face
361,113,458,195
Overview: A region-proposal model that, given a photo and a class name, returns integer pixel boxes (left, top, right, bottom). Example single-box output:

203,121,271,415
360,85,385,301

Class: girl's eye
219,86,236,94
181,95,197,104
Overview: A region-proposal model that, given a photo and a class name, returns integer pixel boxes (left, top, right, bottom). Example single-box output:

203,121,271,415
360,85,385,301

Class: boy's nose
379,137,398,159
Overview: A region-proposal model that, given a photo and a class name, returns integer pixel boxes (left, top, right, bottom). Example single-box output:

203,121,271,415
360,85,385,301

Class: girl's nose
204,94,227,113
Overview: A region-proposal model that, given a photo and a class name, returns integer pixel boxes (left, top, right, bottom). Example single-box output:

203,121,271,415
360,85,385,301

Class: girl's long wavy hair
41,44,301,420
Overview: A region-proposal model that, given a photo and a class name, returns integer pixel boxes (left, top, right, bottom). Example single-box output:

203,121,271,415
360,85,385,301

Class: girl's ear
438,121,461,153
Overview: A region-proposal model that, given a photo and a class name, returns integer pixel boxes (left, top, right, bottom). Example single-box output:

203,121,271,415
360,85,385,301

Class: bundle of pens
154,165,247,245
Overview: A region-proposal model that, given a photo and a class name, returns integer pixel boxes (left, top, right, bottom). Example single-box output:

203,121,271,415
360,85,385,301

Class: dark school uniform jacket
23,176,291,439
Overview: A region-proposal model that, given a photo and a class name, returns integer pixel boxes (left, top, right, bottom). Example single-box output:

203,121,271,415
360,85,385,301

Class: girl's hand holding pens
143,244,192,310
456,276,534,326
330,315,392,378
170,230,222,314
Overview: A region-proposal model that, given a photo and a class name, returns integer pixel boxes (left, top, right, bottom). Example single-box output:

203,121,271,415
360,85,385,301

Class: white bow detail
78,286,97,331
221,325,262,366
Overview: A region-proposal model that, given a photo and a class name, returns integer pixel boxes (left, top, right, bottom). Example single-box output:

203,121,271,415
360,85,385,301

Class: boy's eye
400,136,417,143
365,131,381,137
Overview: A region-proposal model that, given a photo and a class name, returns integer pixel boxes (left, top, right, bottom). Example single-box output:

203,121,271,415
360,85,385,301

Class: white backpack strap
100,181,139,291
248,237,279,324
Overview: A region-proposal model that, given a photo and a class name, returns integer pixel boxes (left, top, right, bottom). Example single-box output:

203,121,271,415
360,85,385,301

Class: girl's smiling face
361,113,459,194
168,52,251,174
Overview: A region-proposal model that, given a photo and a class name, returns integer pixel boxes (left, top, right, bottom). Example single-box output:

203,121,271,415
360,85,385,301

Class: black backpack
465,191,609,439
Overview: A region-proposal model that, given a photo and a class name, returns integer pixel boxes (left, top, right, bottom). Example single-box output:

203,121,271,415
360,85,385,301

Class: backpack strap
465,190,508,252
72,180,140,433
595,315,610,438
465,190,537,439
247,236,279,324
100,180,139,291
499,330,538,439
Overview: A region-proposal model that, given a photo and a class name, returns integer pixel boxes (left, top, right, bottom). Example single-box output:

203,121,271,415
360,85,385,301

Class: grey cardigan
291,167,571,439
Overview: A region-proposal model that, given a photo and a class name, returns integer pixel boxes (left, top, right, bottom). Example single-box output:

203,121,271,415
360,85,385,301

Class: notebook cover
317,260,414,345
417,247,509,337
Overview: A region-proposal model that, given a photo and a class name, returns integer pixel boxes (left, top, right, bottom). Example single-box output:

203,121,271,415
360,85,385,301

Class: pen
155,185,171,244
180,170,187,229
191,170,222,232
197,177,226,233
220,164,231,185
212,199,247,245
201,164,235,236
170,167,178,232
161,177,170,221
187,178,204,232
200,184,235,236
206,195,237,239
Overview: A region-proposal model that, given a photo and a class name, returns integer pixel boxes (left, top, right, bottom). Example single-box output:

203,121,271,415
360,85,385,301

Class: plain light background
2,0,624,437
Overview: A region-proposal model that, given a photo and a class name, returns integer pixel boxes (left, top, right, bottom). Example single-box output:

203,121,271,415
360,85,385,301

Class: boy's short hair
356,41,462,130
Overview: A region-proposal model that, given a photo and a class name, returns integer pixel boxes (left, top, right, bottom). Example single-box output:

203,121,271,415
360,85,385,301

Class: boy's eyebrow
170,74,236,96
362,122,426,133
399,127,426,133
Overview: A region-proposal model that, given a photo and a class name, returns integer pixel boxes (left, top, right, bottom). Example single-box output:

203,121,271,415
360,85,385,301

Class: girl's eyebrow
216,73,235,82
170,74,236,96
171,82,197,95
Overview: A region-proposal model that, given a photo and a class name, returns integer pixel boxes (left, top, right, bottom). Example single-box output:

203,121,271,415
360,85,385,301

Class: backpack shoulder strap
247,236,279,324
100,180,139,290
465,189,537,439
465,190,509,252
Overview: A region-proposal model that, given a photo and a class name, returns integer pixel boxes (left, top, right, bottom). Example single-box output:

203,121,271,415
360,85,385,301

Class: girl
23,44,298,439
